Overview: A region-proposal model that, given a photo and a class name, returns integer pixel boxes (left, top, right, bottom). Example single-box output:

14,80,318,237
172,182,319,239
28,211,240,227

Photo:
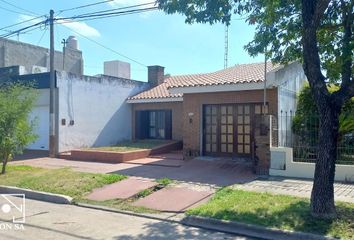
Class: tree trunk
310,103,339,218
1,157,8,174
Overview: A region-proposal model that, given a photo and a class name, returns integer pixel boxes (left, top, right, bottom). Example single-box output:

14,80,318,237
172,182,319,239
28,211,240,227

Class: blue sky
0,0,264,81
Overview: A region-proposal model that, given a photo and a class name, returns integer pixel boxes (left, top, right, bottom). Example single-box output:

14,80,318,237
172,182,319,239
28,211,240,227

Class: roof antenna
224,24,229,69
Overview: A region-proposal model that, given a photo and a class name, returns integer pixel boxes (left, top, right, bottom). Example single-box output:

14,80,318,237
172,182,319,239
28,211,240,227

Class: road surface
0,197,257,240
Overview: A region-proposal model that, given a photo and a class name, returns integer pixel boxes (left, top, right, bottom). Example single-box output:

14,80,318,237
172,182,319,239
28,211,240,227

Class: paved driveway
12,155,256,188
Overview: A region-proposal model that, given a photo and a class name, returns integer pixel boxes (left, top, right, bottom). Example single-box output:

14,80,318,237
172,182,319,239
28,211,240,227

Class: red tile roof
166,62,280,89
128,62,280,101
128,82,182,100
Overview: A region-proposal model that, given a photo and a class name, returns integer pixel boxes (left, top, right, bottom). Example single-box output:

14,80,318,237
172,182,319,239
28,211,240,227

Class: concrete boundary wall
270,147,354,182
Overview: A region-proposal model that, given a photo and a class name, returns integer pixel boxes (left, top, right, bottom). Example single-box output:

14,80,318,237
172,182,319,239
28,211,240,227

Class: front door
203,104,253,157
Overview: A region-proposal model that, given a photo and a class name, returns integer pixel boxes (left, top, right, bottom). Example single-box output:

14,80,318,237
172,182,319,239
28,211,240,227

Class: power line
62,7,158,23
37,26,48,45
0,15,45,32
58,23,147,67
0,4,32,15
58,0,114,13
0,0,39,16
56,6,158,21
0,20,47,38
72,1,156,18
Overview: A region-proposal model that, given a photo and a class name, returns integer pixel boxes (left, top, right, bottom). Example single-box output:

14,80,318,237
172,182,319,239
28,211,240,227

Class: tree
0,83,38,174
157,0,353,218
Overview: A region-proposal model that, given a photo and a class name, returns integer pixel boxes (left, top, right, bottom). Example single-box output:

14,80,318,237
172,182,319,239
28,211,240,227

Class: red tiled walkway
86,177,158,201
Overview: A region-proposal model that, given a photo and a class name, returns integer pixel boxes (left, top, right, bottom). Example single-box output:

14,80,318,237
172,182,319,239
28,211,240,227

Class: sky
0,0,264,81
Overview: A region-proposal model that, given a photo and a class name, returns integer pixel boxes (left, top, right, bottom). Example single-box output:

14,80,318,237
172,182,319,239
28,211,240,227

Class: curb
181,215,336,240
0,185,73,204
76,202,334,240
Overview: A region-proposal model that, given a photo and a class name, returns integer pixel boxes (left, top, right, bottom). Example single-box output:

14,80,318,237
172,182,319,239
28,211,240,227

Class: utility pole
49,9,57,157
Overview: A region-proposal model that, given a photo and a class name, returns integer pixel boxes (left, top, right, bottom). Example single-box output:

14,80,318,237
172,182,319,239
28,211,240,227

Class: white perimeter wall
270,147,354,183
57,72,148,152
276,62,307,146
27,89,49,150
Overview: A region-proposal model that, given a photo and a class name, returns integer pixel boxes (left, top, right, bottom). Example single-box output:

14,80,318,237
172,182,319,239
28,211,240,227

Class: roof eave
126,97,183,104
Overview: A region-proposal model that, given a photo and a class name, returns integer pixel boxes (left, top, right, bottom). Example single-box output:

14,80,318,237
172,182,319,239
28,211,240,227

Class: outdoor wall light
188,112,194,124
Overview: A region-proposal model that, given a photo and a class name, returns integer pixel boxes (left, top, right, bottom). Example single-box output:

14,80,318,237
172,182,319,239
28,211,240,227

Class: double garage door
27,106,49,150
203,104,267,157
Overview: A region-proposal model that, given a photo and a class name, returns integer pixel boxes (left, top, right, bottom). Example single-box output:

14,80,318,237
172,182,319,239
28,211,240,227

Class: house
127,62,307,174
0,37,149,153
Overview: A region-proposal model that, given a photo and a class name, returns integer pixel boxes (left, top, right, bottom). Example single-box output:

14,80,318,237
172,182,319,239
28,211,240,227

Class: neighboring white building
1,65,148,152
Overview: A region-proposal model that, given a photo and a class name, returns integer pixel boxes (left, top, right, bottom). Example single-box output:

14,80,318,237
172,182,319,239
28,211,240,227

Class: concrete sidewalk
234,177,354,203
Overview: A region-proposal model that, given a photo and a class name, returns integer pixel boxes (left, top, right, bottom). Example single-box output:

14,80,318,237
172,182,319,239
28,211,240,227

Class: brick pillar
148,65,165,87
254,115,271,175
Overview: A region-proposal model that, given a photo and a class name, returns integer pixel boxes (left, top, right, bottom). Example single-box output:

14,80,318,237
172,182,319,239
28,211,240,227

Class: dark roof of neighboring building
128,62,281,101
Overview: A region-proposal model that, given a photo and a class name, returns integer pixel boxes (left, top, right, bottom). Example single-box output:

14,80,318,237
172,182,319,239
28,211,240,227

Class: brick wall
182,89,278,156
132,101,183,140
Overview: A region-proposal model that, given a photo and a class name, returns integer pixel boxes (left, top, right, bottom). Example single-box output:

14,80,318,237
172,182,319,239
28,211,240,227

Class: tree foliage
158,0,353,83
0,83,38,174
293,84,354,145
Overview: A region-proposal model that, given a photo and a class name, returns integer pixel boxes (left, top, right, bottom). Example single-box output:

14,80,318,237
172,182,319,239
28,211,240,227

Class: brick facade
132,101,183,141
182,89,278,157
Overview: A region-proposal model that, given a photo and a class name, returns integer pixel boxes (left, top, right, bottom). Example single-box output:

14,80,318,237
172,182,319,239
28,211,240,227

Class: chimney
104,60,131,79
148,65,165,87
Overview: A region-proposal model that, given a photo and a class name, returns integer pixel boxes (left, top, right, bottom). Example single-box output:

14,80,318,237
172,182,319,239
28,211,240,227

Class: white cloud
107,0,153,7
107,0,156,18
18,14,101,38
57,19,101,37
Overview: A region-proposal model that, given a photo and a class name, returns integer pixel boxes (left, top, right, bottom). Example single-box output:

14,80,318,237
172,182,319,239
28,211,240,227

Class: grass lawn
187,188,354,239
0,165,126,200
88,139,171,152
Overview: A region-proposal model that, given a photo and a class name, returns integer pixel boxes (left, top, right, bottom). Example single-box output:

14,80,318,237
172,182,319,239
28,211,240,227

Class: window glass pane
206,116,211,124
244,105,250,114
244,145,250,153
205,106,211,115
205,134,211,143
238,116,243,124
221,135,226,143
244,135,250,143
212,106,217,114
238,125,243,134
255,105,261,114
244,116,250,124
227,135,233,143
206,126,211,133
221,144,227,152
212,116,217,124
227,106,233,114
159,129,165,138
238,145,243,153
221,116,226,124
212,126,217,133
150,112,155,126
150,128,156,137
228,144,233,153
212,144,217,152
212,134,217,142
245,125,250,134
238,135,243,143
238,106,243,114
228,125,233,133
221,106,227,114
221,125,227,133
227,116,233,124
205,144,211,152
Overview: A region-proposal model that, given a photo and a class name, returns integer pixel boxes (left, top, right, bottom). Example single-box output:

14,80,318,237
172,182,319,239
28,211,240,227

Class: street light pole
49,9,56,157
